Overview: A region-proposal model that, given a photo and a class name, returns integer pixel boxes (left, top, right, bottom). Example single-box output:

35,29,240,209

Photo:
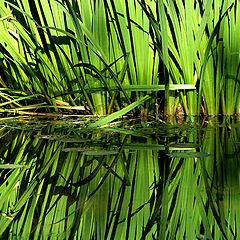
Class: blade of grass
88,95,151,128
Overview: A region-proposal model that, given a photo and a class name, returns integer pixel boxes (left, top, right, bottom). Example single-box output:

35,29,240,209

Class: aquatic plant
0,0,240,119
0,0,160,117
141,0,239,116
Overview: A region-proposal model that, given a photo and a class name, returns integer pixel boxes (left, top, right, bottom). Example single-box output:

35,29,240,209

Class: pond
0,117,239,239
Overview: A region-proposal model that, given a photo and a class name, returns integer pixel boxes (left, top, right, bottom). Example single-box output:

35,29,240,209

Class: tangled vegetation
0,0,240,121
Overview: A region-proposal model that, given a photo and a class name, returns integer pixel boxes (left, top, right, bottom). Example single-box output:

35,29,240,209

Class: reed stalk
1,0,240,118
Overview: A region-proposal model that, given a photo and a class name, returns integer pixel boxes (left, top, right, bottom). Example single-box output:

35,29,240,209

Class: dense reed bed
0,0,240,120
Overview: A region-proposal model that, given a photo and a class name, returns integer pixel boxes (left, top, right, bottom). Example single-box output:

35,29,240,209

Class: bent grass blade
88,95,152,128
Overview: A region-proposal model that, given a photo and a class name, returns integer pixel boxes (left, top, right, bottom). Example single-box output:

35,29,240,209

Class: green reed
0,0,160,117
142,0,239,116
1,0,240,119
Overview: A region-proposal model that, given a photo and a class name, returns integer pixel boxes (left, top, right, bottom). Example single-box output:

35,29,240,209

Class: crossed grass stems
0,118,240,239
0,1,240,238
0,0,240,124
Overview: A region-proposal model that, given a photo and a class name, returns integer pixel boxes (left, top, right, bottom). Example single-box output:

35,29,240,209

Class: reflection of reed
201,120,240,239
142,119,240,239
0,127,161,239
1,120,240,239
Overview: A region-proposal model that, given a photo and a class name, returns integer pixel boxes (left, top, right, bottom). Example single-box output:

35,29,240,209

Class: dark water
0,117,240,239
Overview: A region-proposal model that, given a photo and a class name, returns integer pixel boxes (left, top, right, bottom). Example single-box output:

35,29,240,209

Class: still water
0,117,239,239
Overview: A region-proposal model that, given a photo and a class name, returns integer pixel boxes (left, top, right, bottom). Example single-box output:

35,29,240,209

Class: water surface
0,117,239,239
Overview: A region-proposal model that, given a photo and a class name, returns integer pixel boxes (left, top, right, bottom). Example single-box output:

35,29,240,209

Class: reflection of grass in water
0,127,158,239
200,123,240,239
0,121,240,239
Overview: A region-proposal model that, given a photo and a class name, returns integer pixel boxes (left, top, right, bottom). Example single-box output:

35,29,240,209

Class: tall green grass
1,0,240,118
0,0,160,117
219,2,240,115
142,0,239,116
